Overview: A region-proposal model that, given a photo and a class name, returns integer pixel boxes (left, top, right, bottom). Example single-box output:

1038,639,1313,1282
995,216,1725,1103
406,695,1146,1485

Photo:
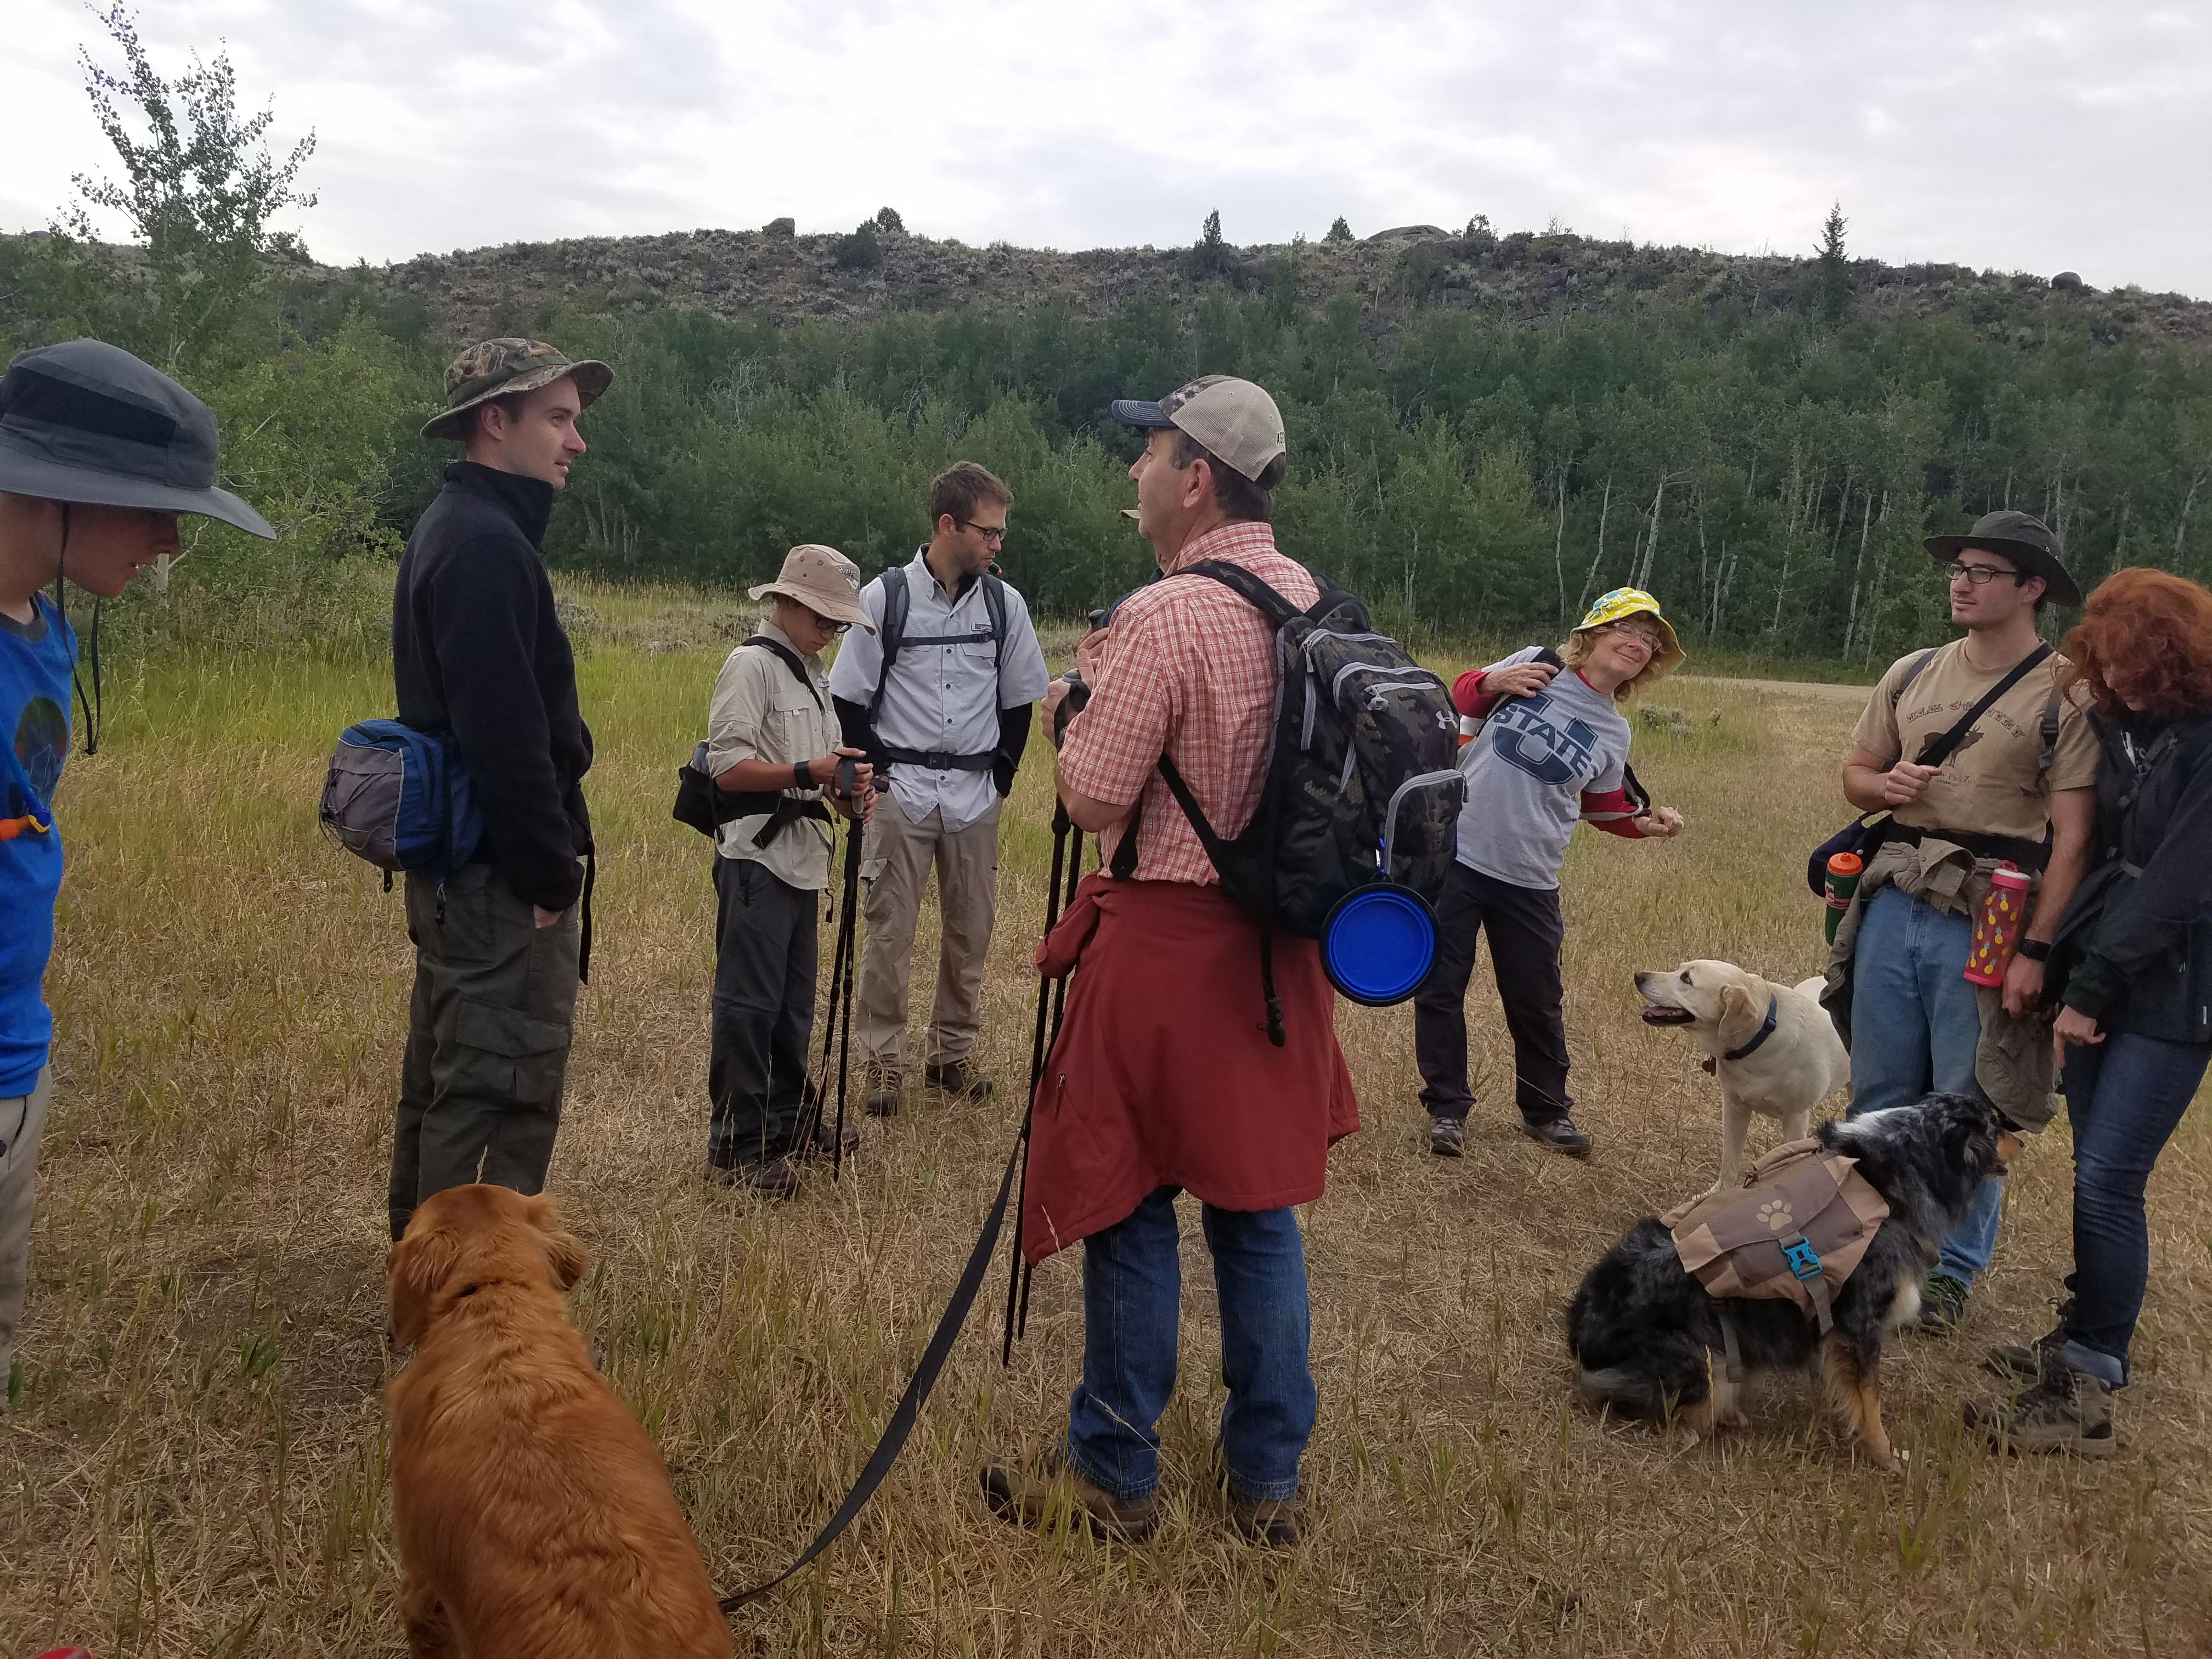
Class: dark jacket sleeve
430,535,584,912
994,702,1034,797
2063,740,2212,1019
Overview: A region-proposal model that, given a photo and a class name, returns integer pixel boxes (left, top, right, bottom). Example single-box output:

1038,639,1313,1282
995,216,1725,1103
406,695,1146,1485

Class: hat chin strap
49,505,102,758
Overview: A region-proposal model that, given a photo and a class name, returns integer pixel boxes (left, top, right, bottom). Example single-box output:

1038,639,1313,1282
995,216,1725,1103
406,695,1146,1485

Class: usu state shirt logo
1487,691,1598,786
10,695,65,815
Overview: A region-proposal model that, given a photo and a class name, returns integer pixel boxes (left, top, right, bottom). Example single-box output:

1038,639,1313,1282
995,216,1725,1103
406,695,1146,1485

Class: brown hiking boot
926,1060,995,1099
1228,1491,1304,1548
1985,1300,2076,1383
1966,1361,2117,1458
980,1452,1158,1543
864,1069,902,1118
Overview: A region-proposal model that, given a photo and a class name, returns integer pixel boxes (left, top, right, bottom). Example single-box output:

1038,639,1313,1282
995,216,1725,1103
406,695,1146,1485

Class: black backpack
1111,561,1464,1042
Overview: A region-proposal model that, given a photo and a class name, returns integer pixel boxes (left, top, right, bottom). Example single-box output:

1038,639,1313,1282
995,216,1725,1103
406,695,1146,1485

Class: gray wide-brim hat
422,337,613,442
0,338,274,537
1926,509,2080,607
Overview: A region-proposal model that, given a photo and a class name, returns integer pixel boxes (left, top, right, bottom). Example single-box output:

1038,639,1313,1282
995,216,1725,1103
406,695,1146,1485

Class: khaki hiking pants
0,1065,53,1392
389,862,581,1242
855,798,1002,1076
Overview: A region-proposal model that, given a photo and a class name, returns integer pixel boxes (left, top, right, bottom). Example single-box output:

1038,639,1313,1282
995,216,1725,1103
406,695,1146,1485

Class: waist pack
319,719,482,882
673,740,833,849
1111,561,1464,1040
1660,1138,1890,1330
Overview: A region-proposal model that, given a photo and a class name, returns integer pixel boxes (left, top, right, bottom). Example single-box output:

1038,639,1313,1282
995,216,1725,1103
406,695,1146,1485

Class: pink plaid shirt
1059,521,1319,884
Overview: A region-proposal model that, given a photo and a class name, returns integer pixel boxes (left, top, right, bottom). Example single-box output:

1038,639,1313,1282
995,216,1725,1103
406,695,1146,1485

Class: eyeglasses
957,520,1007,545
806,608,851,636
1609,625,1663,652
1940,561,2028,588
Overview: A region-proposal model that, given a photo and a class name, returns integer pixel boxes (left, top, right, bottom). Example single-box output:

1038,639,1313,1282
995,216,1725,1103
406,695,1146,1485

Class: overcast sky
8,1,2210,297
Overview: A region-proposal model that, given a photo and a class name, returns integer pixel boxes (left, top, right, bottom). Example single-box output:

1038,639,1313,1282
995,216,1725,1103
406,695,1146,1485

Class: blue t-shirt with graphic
2,594,74,1097
1454,645,1630,891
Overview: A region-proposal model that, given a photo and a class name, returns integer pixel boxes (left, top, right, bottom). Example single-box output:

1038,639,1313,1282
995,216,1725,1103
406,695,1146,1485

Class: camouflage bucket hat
421,337,614,442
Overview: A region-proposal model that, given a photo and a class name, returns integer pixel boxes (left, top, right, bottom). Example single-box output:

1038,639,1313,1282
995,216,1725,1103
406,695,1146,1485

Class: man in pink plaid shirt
983,377,1358,1551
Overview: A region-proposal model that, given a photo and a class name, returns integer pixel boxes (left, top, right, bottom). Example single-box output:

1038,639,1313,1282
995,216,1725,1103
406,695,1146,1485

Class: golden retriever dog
387,1184,730,1659
1634,960,1850,1195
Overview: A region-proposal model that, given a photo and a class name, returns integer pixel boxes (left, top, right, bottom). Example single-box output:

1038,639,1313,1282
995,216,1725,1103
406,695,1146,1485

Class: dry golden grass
5,636,2210,1657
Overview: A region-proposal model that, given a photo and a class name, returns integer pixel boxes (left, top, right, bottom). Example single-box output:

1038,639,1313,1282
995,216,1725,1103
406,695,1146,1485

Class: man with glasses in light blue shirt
831,462,1049,1114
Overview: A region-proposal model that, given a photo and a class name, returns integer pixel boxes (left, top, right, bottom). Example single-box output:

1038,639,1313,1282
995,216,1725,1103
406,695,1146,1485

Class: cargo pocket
452,998,572,1105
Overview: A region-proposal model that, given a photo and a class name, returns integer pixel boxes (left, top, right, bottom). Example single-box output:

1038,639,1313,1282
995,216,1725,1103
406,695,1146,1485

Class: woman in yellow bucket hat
1413,589,1686,1160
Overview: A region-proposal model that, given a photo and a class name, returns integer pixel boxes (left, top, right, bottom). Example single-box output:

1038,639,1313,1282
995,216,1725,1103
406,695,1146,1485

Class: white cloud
3,0,2209,295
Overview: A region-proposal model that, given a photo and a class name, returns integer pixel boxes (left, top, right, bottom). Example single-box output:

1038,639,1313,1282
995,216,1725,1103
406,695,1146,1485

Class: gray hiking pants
0,1066,53,1390
388,862,580,1242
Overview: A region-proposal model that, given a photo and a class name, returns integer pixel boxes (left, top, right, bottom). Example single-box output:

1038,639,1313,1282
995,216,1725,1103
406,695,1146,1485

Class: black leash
716,795,1084,1614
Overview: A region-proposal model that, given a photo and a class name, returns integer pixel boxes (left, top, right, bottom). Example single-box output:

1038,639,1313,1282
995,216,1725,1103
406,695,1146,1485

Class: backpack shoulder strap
1893,646,1939,706
1915,641,2052,770
981,571,1007,674
2038,685,2062,781
1180,558,1301,630
867,567,912,726
742,635,823,711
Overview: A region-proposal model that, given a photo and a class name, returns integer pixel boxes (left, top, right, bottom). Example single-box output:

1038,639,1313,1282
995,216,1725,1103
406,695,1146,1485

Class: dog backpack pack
319,719,483,884
1113,560,1465,1040
1660,1139,1890,1330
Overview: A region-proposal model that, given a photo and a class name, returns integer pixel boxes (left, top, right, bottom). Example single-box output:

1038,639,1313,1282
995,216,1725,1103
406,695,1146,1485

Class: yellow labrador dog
1634,960,1850,1195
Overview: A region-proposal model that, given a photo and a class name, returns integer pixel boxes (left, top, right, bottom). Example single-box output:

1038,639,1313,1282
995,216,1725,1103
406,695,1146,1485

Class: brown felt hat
1925,510,2080,607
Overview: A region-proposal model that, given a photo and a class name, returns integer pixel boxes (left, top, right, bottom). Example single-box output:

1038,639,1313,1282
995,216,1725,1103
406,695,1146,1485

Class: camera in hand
1053,669,1091,743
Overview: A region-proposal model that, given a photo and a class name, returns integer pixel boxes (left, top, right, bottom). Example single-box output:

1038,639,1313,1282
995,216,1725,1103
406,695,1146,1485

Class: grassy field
3,626,2208,1658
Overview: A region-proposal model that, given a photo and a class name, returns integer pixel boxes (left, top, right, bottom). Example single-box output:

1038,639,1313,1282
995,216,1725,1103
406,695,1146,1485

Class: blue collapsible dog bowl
1321,882,1439,1007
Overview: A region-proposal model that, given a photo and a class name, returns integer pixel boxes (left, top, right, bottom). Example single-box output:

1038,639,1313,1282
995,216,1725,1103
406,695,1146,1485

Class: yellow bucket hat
1575,588,1685,673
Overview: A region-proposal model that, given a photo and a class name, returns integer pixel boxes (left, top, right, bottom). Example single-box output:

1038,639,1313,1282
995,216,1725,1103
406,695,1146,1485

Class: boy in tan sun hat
702,545,879,1197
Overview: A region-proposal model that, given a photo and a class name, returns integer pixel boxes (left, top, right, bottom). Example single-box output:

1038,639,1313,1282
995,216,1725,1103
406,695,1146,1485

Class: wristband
2018,937,2051,962
793,760,811,791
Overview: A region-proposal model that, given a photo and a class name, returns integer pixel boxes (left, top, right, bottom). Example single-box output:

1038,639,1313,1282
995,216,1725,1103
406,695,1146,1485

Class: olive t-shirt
1850,639,2097,842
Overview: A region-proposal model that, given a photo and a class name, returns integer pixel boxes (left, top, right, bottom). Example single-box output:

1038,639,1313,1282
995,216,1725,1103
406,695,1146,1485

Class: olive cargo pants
388,862,580,1242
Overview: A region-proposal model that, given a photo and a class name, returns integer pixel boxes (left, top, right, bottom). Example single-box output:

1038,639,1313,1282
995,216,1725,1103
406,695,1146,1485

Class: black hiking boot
704,1155,800,1199
1520,1114,1592,1159
926,1060,994,1099
1985,1299,2076,1383
1916,1271,1971,1334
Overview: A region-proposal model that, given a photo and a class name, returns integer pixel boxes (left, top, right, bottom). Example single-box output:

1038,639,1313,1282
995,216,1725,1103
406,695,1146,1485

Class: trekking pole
1002,802,1089,1363
830,761,864,1180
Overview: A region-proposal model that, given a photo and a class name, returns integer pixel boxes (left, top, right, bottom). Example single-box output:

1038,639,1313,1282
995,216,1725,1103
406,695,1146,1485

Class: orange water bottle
1964,864,2034,985
1822,851,1863,946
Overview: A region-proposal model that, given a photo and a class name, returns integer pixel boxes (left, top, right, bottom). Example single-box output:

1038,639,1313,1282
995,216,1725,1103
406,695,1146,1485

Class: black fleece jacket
2052,709,2212,1041
392,462,592,911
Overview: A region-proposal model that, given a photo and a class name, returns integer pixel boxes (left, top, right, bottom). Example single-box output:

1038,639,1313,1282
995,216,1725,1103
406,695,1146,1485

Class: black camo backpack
1110,560,1464,1043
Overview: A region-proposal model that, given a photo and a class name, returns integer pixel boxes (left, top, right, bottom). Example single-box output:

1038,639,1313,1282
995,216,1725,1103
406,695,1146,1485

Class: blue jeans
2056,1031,2211,1387
1848,884,2004,1283
1064,1187,1316,1503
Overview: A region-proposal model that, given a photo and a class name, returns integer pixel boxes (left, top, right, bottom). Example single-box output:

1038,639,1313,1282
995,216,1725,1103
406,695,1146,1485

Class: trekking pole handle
835,755,858,801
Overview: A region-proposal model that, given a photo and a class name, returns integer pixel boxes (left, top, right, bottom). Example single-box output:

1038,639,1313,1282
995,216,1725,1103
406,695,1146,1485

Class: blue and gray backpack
319,719,482,885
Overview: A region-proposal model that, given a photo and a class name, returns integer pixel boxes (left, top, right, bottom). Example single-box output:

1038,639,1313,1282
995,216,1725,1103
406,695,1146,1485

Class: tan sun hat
1111,375,1286,482
748,544,875,632
421,337,613,442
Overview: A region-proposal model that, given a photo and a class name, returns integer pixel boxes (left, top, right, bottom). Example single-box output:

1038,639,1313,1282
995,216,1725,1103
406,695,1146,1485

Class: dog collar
1721,994,1779,1063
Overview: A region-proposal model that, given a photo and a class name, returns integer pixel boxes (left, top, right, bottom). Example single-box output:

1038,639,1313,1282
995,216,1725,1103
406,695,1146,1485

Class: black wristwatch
2018,938,2051,962
792,760,811,791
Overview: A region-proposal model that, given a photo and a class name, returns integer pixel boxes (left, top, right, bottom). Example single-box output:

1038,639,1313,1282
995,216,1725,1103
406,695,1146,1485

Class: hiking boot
1966,1361,2117,1458
704,1155,800,1199
980,1452,1158,1543
1520,1114,1592,1159
926,1060,995,1099
789,1116,862,1164
1228,1491,1304,1548
1985,1299,2076,1383
864,1071,902,1118
1916,1271,1971,1334
1428,1115,1466,1158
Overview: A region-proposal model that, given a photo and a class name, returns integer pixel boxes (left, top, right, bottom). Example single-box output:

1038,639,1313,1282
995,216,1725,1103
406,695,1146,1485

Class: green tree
1816,204,1851,326
62,2,317,368
1323,217,1353,244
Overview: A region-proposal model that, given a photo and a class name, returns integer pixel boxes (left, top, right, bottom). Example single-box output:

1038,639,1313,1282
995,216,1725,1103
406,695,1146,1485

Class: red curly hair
2061,567,2212,720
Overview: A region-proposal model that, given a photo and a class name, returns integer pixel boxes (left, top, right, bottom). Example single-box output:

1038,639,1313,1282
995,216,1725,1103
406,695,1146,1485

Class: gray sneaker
1428,1115,1466,1158
1520,1114,1592,1159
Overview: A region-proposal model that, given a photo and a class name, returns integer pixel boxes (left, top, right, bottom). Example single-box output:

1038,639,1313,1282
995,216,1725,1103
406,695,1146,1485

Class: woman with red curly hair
1972,567,2212,1458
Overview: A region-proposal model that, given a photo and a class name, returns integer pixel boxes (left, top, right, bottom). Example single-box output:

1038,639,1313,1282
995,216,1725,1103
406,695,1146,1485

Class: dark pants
1413,862,1571,1124
390,862,581,1242
708,855,819,1169
2057,1030,2212,1386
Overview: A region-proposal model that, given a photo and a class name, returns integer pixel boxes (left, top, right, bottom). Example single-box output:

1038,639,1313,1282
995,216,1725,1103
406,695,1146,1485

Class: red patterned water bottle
1964,864,2034,985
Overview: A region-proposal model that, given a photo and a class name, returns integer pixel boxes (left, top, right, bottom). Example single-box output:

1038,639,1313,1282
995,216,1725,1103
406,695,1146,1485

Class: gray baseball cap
1111,375,1287,482
0,338,273,537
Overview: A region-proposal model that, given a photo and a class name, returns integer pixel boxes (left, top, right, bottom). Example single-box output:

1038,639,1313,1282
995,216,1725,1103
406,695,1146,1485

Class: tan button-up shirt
705,618,840,890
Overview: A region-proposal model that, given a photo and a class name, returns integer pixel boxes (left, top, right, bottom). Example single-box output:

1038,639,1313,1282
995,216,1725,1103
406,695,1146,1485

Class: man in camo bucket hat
420,337,612,443
383,337,612,1243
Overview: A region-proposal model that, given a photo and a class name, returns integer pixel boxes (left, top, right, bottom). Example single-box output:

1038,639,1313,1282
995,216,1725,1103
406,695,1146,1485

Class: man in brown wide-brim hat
1924,508,2083,608
383,337,614,1244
